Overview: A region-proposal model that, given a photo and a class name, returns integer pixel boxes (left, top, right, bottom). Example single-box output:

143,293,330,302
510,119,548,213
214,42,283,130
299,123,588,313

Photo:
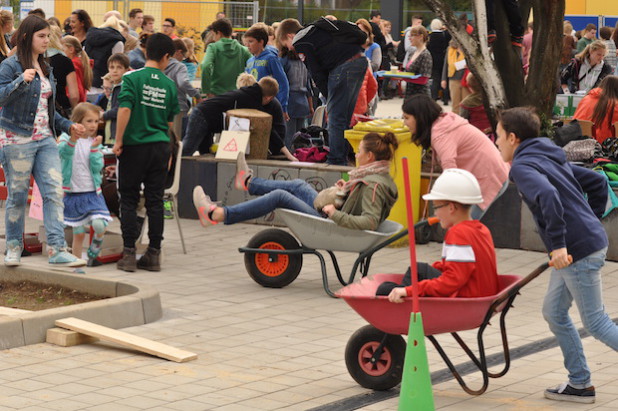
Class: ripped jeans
0,137,67,249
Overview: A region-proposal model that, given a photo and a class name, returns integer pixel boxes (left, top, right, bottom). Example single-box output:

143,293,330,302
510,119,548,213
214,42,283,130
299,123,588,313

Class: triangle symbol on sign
223,138,238,151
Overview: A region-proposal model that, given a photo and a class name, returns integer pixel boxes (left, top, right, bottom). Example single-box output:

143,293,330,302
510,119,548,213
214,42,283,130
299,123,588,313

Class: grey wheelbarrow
238,209,438,297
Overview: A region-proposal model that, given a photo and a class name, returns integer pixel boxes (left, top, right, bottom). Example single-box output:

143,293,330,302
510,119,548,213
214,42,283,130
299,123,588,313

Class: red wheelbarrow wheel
345,324,406,390
244,229,303,288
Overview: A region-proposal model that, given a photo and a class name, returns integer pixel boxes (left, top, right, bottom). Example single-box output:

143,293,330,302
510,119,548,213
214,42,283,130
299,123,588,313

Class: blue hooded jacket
245,49,289,112
510,137,608,262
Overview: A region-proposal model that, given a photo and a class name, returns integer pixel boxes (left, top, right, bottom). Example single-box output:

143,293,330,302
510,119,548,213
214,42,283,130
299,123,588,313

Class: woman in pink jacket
402,94,509,218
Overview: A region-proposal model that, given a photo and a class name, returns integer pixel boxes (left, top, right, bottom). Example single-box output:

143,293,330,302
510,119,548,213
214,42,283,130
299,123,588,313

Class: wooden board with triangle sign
216,130,250,160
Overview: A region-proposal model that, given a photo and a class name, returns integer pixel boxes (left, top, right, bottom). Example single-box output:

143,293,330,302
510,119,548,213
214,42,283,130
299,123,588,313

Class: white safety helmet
422,168,483,204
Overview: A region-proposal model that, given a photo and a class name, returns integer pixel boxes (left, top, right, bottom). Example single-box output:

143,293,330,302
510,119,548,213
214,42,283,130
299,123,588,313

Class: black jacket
293,18,366,98
102,83,121,143
195,84,285,155
427,31,451,74
369,21,386,49
85,27,125,88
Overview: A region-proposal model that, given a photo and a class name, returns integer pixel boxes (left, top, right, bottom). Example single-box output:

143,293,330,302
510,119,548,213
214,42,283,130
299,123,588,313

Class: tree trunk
226,109,272,160
524,1,565,118
423,0,565,127
423,0,507,123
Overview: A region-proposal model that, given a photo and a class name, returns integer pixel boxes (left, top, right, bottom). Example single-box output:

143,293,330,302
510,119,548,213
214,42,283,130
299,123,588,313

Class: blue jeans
542,247,618,387
326,57,368,165
224,178,320,224
0,137,66,248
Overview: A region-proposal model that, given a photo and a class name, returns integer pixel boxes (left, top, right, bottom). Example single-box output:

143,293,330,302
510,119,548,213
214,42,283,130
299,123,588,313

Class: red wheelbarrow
336,262,549,394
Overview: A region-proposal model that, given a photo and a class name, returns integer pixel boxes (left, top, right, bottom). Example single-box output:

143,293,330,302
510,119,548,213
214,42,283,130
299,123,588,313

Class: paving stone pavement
0,210,617,410
1,99,617,410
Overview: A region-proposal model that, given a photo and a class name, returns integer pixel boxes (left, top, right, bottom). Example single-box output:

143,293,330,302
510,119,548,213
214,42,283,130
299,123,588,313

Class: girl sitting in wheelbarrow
376,169,499,300
192,132,398,231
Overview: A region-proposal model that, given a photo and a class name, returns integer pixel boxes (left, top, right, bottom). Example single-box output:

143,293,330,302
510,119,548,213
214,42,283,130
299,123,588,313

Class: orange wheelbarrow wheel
244,229,303,288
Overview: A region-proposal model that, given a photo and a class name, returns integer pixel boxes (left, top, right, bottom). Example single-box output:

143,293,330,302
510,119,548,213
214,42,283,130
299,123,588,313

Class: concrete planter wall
0,267,162,349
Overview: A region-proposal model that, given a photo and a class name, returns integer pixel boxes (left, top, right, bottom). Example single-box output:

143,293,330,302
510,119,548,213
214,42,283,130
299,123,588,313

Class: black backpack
291,125,329,151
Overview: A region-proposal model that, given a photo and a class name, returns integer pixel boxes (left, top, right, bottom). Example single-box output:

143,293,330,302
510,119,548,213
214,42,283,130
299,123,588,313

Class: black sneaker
544,383,595,404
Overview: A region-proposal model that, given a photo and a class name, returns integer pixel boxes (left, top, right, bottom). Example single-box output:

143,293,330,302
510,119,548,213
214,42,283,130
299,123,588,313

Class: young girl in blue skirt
58,102,112,267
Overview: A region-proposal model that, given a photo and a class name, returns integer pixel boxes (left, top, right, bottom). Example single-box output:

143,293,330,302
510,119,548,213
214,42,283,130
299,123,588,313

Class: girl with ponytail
62,35,93,103
192,132,399,231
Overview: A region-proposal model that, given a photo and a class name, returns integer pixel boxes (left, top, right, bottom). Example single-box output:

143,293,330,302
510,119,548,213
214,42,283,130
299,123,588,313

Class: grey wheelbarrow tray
238,209,433,297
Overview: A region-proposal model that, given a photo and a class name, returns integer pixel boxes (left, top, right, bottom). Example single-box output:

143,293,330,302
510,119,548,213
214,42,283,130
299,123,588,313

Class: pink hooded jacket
431,112,510,210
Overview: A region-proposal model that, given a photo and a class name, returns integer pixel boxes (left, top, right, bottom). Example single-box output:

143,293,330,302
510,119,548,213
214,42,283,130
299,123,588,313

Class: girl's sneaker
235,152,253,191
48,247,86,267
193,186,218,227
4,240,22,267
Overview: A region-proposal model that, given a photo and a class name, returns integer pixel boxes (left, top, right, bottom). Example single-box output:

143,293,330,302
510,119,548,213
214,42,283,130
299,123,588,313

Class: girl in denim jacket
0,16,86,267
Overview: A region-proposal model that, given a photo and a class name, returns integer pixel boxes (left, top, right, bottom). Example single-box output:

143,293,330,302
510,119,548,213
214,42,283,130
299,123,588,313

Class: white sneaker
48,247,86,267
234,151,253,191
192,186,218,227
4,240,22,267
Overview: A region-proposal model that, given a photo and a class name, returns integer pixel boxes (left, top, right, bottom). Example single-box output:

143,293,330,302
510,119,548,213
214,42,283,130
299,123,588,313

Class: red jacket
573,87,618,143
353,66,377,117
406,220,499,298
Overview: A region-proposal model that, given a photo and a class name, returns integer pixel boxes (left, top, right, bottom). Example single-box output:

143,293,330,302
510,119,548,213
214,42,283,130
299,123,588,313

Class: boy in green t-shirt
113,33,180,272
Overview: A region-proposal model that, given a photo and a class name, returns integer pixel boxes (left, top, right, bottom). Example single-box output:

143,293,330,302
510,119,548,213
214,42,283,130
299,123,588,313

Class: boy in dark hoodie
277,17,368,165
496,107,618,405
182,76,296,161
243,26,289,116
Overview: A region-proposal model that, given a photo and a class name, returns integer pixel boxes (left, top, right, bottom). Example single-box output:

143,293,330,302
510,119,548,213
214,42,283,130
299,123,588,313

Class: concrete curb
0,266,162,349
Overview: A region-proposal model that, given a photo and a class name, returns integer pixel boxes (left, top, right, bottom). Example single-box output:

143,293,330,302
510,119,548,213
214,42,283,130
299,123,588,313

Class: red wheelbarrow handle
489,262,550,313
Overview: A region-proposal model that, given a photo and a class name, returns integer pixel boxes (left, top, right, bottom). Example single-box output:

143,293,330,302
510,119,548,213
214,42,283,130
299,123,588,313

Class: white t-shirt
70,137,96,193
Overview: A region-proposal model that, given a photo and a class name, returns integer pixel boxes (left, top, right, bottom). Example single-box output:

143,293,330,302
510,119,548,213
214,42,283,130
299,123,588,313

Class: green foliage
538,111,555,138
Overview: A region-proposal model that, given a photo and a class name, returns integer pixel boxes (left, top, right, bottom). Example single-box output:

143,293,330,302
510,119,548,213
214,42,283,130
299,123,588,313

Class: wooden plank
46,328,98,347
55,317,197,363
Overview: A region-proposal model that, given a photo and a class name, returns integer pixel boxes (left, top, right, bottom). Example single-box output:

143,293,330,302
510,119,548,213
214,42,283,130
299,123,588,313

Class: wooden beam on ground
54,317,198,363
46,327,98,347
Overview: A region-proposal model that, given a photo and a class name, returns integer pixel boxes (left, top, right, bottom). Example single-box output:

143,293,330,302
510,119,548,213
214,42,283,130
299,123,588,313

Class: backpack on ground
291,125,329,151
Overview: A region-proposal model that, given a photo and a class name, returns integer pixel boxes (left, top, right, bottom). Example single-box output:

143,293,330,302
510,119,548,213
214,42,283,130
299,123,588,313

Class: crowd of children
0,5,616,407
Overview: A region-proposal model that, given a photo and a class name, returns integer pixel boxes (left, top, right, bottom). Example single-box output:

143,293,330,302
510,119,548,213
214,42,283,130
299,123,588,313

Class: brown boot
137,247,161,271
117,247,137,272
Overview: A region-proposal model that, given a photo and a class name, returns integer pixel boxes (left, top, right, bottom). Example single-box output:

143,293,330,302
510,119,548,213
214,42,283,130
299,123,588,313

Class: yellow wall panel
566,0,618,15
54,1,73,22
585,0,618,15
565,0,585,15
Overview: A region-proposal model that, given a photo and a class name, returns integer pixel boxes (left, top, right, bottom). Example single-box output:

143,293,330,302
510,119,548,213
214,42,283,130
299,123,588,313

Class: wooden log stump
226,109,272,160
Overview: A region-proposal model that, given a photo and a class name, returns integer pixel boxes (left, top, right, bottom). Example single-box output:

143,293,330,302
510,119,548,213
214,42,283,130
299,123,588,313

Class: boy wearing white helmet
378,168,499,302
